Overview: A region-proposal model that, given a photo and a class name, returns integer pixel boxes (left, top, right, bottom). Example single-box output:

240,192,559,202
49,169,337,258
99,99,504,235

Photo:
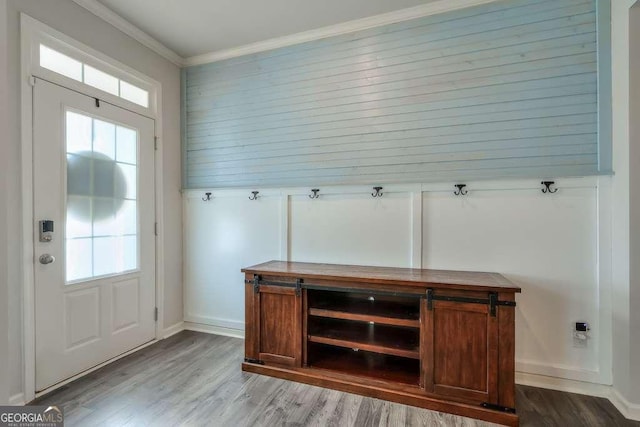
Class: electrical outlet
572,321,590,348
573,331,588,348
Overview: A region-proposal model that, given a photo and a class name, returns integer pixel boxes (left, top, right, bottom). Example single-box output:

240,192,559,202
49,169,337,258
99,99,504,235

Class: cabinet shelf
308,318,420,360
308,343,420,386
308,308,420,328
308,290,420,328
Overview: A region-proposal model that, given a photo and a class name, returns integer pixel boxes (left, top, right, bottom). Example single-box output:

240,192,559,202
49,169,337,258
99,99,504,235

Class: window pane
93,237,117,276
66,196,92,239
121,236,138,272
66,111,92,154
92,159,116,198
117,163,137,200
66,238,93,281
93,119,116,159
93,198,116,237
40,45,151,111
67,153,91,197
115,200,137,236
40,44,82,81
84,64,119,96
116,126,137,165
119,80,149,107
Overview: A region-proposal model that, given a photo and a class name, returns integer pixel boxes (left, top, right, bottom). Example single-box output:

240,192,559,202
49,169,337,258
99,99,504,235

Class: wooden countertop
242,261,521,293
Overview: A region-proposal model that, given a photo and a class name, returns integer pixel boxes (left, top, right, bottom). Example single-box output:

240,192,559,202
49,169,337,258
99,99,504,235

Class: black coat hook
202,192,212,201
249,191,259,200
454,184,468,196
309,189,320,199
371,186,383,198
541,181,558,194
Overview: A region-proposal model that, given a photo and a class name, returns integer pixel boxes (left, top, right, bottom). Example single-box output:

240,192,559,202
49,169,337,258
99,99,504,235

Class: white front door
33,79,156,392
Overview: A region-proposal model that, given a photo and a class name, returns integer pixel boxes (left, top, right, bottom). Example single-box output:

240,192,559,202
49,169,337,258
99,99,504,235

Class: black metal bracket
253,274,261,294
454,184,468,196
249,191,259,200
425,289,515,317
481,402,516,413
541,181,558,194
249,279,421,299
371,186,383,198
489,292,498,317
244,357,264,365
95,98,100,108
309,189,320,199
295,278,303,297
202,192,212,201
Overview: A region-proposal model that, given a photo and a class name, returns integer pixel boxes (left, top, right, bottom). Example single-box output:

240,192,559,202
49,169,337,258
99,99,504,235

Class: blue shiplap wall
184,0,606,189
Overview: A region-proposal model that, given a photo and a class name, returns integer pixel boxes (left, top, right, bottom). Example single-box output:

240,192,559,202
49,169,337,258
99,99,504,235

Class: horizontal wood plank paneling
184,0,602,188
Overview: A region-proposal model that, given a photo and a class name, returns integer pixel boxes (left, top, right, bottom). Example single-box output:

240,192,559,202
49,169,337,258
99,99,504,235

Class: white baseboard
184,315,244,331
183,321,245,339
163,321,185,338
9,393,25,406
516,360,602,384
516,372,640,422
609,388,640,421
516,371,611,398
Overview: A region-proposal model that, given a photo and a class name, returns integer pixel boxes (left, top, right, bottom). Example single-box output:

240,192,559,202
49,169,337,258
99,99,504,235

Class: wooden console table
241,261,521,426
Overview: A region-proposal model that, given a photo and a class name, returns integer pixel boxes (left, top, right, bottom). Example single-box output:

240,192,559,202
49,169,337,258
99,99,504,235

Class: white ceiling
96,0,434,59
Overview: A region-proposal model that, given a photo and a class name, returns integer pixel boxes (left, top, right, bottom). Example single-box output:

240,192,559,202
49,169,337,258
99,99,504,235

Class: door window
65,110,139,282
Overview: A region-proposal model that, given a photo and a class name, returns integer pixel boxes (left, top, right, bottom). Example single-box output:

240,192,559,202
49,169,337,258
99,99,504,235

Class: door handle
39,254,55,265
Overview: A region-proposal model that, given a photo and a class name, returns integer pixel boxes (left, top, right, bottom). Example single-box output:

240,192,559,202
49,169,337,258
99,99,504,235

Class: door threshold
33,338,158,401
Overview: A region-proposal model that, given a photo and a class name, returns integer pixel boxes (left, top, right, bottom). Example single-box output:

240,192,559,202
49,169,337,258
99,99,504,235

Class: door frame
20,14,166,402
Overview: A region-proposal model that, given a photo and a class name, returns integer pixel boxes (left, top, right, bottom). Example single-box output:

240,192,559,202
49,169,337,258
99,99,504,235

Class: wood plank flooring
33,331,638,427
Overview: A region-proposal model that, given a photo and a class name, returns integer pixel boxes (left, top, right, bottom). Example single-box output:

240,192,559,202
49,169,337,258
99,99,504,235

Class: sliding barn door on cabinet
422,291,499,404
245,277,302,367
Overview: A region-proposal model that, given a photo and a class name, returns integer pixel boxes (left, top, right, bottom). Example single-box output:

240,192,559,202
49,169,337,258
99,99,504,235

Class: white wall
4,0,183,402
0,0,10,406
628,0,640,404
183,178,610,385
609,0,639,416
184,191,282,330
290,192,414,267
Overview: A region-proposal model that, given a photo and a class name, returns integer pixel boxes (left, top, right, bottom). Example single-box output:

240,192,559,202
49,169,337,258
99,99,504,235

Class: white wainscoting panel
289,192,413,267
183,193,282,330
422,186,600,382
183,178,606,386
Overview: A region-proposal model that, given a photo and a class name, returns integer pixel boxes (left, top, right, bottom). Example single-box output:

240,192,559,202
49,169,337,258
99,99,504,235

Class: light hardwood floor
33,331,637,426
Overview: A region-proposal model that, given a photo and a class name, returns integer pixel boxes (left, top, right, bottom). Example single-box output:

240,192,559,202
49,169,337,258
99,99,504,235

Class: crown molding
71,0,185,67
71,0,502,68
184,0,501,67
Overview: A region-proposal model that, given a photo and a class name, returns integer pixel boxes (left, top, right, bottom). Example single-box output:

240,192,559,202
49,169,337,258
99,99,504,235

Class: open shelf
307,290,420,328
307,317,420,359
308,342,420,386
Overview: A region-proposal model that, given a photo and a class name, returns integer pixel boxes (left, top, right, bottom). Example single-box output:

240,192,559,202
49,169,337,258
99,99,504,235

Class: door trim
20,14,166,402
